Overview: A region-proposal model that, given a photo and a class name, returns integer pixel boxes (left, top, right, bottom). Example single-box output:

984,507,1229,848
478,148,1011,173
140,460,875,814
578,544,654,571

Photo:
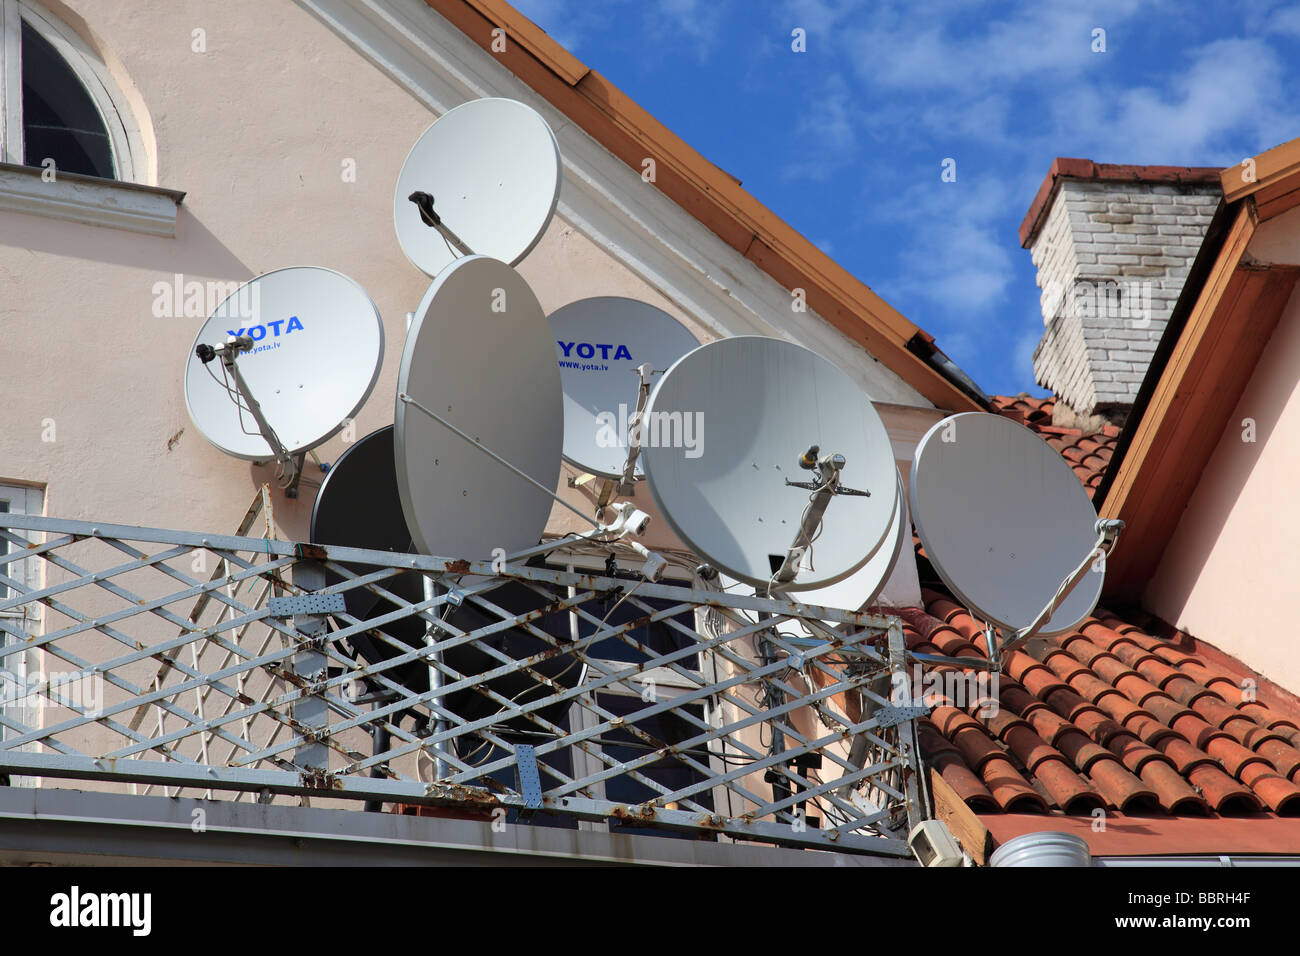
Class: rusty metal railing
0,515,923,855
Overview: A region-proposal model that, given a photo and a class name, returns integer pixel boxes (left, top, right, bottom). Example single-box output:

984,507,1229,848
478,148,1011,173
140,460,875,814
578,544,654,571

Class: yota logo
556,340,633,372
225,316,304,342
557,341,633,362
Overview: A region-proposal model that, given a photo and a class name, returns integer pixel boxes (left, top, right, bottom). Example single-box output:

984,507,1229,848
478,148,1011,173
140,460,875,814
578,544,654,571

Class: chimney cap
1019,157,1222,249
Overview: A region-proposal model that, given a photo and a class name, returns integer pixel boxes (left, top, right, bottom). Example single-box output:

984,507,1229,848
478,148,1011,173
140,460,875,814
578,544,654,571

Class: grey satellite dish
183,266,384,460
394,97,562,278
910,412,1104,637
641,336,898,591
788,471,907,612
394,255,563,560
547,296,700,480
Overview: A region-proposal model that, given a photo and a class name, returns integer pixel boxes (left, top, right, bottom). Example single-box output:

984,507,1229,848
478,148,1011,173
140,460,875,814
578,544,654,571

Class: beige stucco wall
1144,272,1300,693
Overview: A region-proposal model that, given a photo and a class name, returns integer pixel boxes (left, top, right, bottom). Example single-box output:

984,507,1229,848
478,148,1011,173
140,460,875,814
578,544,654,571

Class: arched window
0,0,145,181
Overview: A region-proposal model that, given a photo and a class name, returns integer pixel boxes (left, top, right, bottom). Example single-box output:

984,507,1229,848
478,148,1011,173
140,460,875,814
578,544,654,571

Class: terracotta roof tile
912,593,1300,827
989,395,1119,498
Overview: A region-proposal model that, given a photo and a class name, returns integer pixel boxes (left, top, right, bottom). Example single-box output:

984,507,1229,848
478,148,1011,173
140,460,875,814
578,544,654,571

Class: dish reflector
641,336,898,590
310,424,427,692
183,267,384,459
394,97,562,277
547,296,700,479
394,255,563,560
910,411,1103,636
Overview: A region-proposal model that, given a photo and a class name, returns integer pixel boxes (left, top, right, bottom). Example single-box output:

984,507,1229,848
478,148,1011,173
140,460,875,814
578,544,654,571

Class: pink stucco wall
0,0,713,545
1144,277,1300,693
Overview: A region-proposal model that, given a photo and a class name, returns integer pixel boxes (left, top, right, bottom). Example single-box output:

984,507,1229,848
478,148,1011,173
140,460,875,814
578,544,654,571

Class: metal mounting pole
617,362,656,495
1001,518,1125,655
408,191,475,258
772,447,869,587
209,340,301,495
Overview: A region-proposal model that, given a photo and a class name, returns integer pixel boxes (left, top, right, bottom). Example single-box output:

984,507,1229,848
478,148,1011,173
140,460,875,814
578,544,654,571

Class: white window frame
0,481,44,786
551,551,729,833
0,0,145,181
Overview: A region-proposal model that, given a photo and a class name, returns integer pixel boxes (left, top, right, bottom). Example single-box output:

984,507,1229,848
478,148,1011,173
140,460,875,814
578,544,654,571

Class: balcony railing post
888,618,926,833
290,559,329,778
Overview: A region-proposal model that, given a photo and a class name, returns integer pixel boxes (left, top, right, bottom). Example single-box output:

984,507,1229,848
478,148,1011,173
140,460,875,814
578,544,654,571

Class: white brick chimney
1020,159,1222,430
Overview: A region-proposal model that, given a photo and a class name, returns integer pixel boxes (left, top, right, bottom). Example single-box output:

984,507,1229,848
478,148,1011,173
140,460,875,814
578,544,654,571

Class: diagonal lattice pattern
0,515,925,855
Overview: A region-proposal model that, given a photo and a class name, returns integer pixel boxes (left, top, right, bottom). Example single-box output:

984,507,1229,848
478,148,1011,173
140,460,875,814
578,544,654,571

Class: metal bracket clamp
515,744,543,810
875,703,931,728
268,594,347,617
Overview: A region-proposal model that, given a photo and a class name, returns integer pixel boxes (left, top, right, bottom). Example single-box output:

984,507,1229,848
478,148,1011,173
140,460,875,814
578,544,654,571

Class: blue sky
512,0,1300,398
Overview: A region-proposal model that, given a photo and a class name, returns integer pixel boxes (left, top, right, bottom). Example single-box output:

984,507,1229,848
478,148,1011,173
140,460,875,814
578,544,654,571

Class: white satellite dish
394,255,563,560
394,97,562,278
184,266,384,460
788,471,908,612
547,296,700,480
641,336,898,591
910,412,1108,637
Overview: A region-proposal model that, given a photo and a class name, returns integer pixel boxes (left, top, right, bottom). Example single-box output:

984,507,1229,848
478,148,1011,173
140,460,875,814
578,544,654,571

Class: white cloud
643,0,733,61
783,0,861,37
1107,38,1295,161
1013,324,1042,381
781,75,859,180
874,178,1018,314
510,0,616,53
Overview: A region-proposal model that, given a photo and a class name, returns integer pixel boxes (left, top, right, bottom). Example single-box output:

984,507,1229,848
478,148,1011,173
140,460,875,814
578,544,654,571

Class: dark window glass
20,19,114,179
0,499,8,602
563,567,700,668
597,694,715,840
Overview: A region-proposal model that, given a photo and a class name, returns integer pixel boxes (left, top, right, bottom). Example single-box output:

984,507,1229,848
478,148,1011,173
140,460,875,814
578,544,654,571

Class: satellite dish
910,412,1104,637
641,336,898,591
788,471,907,612
394,97,562,278
394,255,563,561
547,296,700,480
311,426,581,739
184,266,384,460
310,424,428,694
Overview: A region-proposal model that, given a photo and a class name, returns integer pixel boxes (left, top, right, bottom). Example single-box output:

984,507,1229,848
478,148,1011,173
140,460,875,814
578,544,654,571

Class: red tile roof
990,394,1120,499
908,597,1300,824
908,395,1300,853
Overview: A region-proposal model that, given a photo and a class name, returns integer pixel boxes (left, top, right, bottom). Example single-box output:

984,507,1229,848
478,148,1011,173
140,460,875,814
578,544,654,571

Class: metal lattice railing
0,514,925,855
